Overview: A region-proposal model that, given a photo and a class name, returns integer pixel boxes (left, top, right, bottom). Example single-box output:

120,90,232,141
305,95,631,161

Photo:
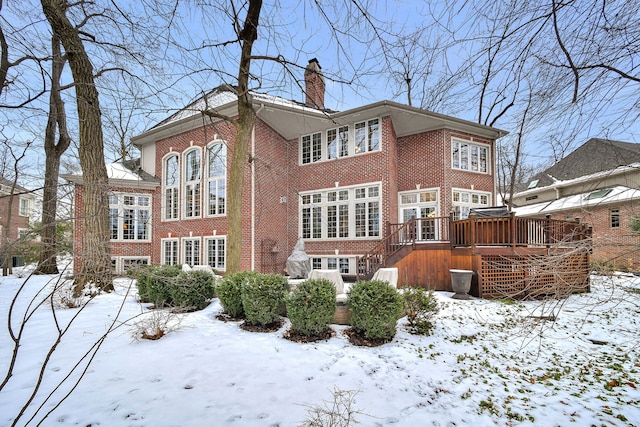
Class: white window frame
162,153,180,221
111,256,151,274
299,182,382,240
109,193,151,242
354,118,380,155
310,256,356,275
451,138,490,173
161,238,179,265
204,235,226,271
182,237,201,266
206,141,227,217
183,148,202,219
299,118,380,165
18,197,31,217
451,188,491,220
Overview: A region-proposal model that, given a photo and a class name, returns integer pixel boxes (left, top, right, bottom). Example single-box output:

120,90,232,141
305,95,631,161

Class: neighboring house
0,177,36,267
512,138,640,270
65,59,508,283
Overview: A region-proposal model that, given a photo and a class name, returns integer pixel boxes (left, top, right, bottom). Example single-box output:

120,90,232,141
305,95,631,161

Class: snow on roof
513,185,640,216
516,162,640,197
152,86,324,130
106,162,143,181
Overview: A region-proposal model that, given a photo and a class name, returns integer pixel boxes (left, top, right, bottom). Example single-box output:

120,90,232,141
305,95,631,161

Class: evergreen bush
217,271,259,318
170,270,217,310
241,273,289,326
131,264,182,307
401,287,439,335
286,279,336,336
348,280,402,340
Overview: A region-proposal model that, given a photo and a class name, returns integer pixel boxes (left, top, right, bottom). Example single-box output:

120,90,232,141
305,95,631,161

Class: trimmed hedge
286,279,336,336
217,271,260,318
131,264,182,307
170,270,217,310
348,280,402,340
241,273,289,326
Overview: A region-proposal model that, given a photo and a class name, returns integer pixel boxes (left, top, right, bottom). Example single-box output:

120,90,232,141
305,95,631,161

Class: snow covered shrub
217,271,259,318
241,273,289,326
348,280,403,340
170,270,217,311
286,279,336,336
130,264,182,307
130,309,185,341
401,287,439,335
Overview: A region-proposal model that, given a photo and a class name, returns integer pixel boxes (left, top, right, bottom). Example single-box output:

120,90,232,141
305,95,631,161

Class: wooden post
510,211,517,249
545,214,551,249
470,213,477,251
449,211,455,249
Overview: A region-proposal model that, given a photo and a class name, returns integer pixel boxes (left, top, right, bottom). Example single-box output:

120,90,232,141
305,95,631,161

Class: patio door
399,189,439,242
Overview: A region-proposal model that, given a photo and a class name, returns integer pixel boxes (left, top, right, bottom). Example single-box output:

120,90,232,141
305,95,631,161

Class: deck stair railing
357,217,417,280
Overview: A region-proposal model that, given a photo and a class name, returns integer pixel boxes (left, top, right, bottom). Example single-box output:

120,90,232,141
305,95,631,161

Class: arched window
184,148,201,218
163,154,179,220
207,141,227,216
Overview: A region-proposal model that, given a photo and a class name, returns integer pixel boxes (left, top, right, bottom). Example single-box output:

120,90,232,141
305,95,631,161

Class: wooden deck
357,213,592,299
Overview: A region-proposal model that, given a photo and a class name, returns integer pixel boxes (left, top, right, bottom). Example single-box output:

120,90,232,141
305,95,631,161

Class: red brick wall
549,202,640,270
0,193,30,241
398,129,495,217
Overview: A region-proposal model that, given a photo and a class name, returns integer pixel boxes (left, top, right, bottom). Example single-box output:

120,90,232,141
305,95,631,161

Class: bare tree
40,0,113,294
34,34,71,275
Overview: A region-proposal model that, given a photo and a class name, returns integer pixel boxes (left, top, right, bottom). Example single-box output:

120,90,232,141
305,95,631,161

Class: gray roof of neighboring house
529,138,640,188
0,176,32,196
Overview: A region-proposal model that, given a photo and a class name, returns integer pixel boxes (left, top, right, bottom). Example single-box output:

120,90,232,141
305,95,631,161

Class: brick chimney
304,58,325,109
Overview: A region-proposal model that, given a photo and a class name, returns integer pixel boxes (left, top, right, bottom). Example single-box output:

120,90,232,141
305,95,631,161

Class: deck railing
357,213,591,280
450,213,591,248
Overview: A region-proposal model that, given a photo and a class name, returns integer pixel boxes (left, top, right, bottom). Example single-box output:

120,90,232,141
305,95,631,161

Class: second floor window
164,154,179,220
207,143,227,216
19,197,31,216
109,193,151,241
452,139,489,173
184,149,201,218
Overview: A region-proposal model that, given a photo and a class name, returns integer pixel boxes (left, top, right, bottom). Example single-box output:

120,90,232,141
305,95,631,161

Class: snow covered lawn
1,268,639,426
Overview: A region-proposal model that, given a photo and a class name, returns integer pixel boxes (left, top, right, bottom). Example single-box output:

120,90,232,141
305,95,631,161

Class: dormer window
586,188,612,200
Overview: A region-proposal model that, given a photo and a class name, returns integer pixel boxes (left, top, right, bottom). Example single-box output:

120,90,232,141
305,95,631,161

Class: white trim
299,181,382,241
108,193,152,242
182,147,202,219
181,236,201,266
204,140,227,218
111,256,151,274
299,116,381,165
204,235,227,271
161,152,180,222
161,238,179,265
451,137,490,174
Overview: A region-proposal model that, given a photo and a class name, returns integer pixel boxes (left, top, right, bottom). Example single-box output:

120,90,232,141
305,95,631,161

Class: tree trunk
35,35,71,275
40,0,113,293
225,0,262,273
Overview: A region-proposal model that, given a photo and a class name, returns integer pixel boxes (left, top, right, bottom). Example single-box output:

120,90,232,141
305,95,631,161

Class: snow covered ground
1,265,639,426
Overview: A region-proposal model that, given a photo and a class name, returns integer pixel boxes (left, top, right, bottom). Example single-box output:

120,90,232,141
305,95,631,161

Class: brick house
65,59,507,279
0,177,36,268
512,138,640,271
